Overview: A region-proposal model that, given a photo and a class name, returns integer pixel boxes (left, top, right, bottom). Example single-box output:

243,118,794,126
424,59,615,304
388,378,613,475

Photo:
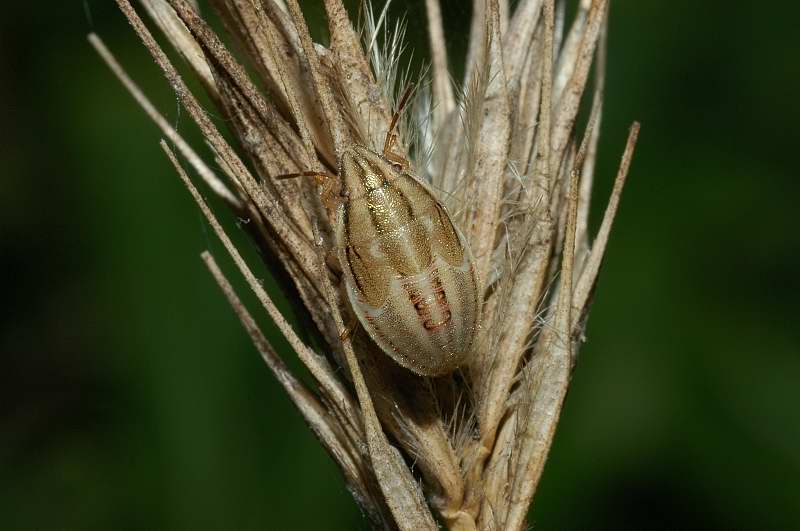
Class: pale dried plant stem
572,122,640,332
503,0,543,85
115,0,321,285
200,249,369,499
476,0,556,467
231,2,335,166
164,0,317,240
322,0,392,135
253,3,318,165
87,34,239,208
285,0,347,156
463,0,486,86
549,0,607,171
158,137,398,524
157,139,361,434
165,0,309,171
502,126,583,531
424,0,455,128
139,0,217,96
465,0,511,282
132,1,342,372
575,14,607,259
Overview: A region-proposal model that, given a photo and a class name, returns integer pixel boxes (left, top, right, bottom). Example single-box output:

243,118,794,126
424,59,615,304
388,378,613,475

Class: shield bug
287,90,482,376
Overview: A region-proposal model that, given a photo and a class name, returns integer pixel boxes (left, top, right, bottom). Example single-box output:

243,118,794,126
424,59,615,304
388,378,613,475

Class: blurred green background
2,1,798,529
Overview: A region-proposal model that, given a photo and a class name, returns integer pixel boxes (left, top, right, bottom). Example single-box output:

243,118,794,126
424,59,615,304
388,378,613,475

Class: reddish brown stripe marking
428,274,452,332
345,246,366,293
404,272,453,333
431,274,449,306
424,309,452,332
405,286,431,320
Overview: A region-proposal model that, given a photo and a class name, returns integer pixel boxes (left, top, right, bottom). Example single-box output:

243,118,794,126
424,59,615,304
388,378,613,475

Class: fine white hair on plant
91,0,639,529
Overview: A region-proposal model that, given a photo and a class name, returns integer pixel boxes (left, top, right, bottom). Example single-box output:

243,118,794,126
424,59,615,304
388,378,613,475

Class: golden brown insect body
336,145,481,376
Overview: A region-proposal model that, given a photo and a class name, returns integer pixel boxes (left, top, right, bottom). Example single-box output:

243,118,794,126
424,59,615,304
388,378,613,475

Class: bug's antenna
275,170,334,183
383,83,415,156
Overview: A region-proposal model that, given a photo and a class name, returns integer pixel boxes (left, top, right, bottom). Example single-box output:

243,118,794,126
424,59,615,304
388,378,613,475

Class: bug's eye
391,162,403,172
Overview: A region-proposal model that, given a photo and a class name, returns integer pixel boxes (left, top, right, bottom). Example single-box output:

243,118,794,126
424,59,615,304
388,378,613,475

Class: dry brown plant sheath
90,0,639,529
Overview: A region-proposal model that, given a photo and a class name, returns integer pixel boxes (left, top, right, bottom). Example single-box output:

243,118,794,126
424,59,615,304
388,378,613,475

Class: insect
288,90,482,376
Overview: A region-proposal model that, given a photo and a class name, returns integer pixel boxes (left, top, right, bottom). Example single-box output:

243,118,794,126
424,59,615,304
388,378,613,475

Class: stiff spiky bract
91,0,639,529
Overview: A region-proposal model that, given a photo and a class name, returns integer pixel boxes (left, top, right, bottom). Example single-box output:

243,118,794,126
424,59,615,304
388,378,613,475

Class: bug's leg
275,170,337,184
339,313,360,342
318,176,341,212
275,170,340,210
382,84,414,170
383,134,410,170
324,249,342,275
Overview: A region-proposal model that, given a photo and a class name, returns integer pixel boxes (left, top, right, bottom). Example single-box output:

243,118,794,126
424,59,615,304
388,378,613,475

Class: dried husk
91,0,639,528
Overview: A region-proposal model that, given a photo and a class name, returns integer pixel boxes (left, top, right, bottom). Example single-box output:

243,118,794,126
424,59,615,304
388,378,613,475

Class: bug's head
339,145,399,200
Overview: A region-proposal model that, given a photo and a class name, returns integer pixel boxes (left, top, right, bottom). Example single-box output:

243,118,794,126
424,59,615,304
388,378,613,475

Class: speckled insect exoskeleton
292,91,482,376
335,139,482,376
